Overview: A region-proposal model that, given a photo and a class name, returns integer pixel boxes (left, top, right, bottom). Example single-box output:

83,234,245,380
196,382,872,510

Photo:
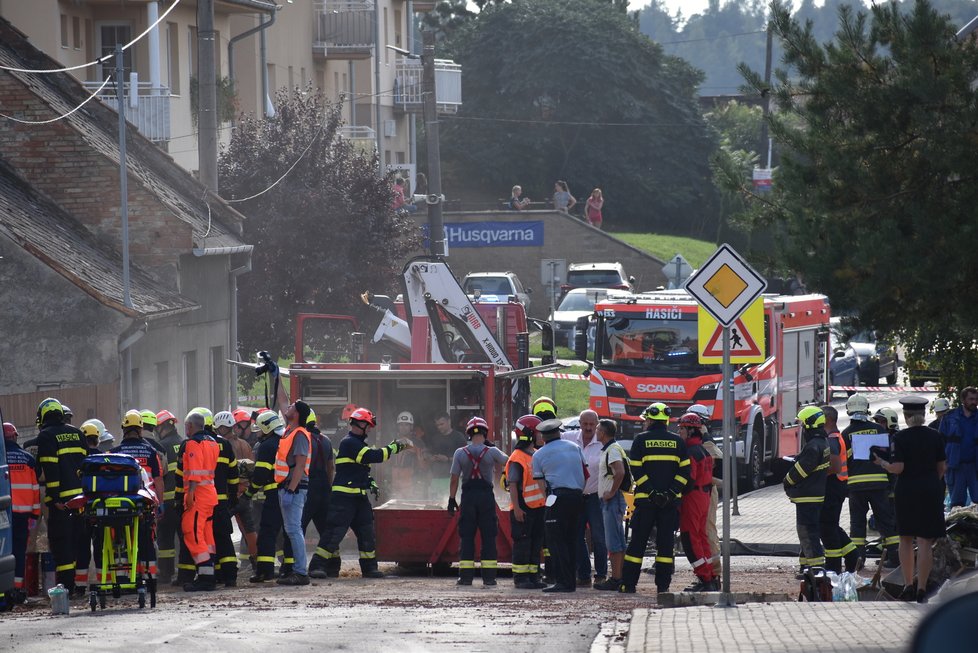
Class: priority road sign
684,243,766,327
698,298,766,363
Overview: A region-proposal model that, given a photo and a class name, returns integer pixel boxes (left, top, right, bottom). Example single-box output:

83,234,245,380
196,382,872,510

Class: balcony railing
393,59,462,114
337,125,377,153
84,81,171,143
313,0,375,60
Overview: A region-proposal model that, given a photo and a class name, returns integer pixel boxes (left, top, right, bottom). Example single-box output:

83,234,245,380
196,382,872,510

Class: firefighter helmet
61,404,73,418
349,407,377,427
798,406,826,429
213,411,236,429
642,402,671,422
514,414,542,442
873,407,899,430
931,397,951,414
845,394,870,415
532,397,558,419
256,410,285,436
306,409,318,427
99,432,115,446
397,411,415,425
189,407,214,427
465,416,489,438
678,413,704,430
156,409,177,426
141,410,158,427
232,409,252,425
80,418,106,439
36,397,64,425
687,404,711,420
3,422,18,441
122,410,144,430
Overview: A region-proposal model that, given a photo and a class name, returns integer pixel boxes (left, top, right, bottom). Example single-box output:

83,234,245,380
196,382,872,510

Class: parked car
828,318,859,391
560,262,635,297
461,272,531,310
832,317,900,386
550,288,632,346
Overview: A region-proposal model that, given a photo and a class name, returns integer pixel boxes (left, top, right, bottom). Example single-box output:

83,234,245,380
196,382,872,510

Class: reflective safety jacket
683,435,713,494
784,429,830,503
843,419,890,491
159,429,183,504
112,437,164,480
505,448,546,510
274,426,311,485
213,433,239,503
5,439,40,516
175,431,220,505
629,423,690,501
245,434,280,500
36,421,86,505
333,432,399,496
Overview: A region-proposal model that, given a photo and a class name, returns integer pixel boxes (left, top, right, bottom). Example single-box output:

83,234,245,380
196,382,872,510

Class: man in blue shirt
940,386,978,507
532,419,586,593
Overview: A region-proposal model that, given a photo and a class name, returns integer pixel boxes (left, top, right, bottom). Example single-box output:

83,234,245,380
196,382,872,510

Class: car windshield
598,315,719,374
464,278,511,296
557,292,601,312
568,270,623,286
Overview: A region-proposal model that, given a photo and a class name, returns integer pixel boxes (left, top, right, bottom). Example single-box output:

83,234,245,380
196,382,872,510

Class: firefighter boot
844,550,859,574
514,573,533,589
482,567,497,587
183,575,217,592
158,558,175,586
457,566,475,586
360,558,384,579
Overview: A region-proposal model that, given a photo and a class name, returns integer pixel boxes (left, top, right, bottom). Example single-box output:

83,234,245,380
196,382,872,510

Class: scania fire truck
574,290,831,490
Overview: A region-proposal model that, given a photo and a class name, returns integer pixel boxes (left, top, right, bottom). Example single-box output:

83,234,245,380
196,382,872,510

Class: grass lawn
529,361,591,416
612,232,716,268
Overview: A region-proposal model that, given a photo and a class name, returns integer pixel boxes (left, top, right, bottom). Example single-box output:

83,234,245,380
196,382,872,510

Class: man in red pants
677,413,717,591
178,410,220,592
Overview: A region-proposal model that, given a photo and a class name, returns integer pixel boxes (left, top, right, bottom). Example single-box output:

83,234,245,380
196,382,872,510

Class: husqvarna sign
444,221,544,248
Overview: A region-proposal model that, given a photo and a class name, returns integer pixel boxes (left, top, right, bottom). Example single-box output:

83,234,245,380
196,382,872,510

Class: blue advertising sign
442,221,544,248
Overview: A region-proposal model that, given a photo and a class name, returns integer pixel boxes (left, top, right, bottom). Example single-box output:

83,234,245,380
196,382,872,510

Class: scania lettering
575,290,831,491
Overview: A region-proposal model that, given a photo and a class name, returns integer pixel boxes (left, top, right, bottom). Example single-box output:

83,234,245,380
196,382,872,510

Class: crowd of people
507,181,605,229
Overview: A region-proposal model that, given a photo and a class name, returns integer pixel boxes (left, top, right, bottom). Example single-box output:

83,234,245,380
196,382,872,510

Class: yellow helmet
80,418,106,439
140,410,158,427
36,397,64,425
122,409,144,430
189,406,214,427
306,409,317,427
642,402,671,422
797,406,826,429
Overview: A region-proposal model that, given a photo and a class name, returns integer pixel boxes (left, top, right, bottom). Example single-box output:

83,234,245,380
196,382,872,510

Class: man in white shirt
562,409,607,587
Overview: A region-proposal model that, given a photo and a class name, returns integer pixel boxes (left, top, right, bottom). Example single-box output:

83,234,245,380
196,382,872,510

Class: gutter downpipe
228,5,277,116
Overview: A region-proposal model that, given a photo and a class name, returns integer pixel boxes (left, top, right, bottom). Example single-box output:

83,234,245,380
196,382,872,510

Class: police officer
505,415,547,589
448,417,509,586
307,408,410,579
35,398,87,593
4,422,40,604
154,410,184,585
619,402,690,595
844,395,899,567
784,406,831,574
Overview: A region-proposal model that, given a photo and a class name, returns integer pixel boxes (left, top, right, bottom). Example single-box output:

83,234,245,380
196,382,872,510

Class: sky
633,0,712,18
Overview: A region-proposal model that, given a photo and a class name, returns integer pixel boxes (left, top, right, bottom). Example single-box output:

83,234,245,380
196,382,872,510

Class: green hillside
613,233,716,268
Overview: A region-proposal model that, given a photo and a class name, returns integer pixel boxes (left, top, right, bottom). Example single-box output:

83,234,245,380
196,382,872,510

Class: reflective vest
274,426,311,484
6,442,40,515
181,433,220,502
828,430,848,482
506,449,546,509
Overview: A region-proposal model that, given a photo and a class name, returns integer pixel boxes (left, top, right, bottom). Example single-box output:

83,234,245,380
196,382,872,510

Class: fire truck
574,290,831,490
256,257,556,566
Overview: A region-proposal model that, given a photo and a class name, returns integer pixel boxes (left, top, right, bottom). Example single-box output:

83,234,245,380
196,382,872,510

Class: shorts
601,493,627,553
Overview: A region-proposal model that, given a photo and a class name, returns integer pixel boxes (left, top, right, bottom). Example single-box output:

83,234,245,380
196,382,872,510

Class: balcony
313,0,376,60
84,81,171,143
393,59,462,114
337,125,377,153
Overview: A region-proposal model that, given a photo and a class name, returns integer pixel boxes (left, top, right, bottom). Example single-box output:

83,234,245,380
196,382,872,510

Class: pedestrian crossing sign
698,298,766,363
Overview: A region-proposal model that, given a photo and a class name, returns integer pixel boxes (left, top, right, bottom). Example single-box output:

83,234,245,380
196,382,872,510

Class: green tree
219,87,421,359
738,0,978,388
441,0,719,235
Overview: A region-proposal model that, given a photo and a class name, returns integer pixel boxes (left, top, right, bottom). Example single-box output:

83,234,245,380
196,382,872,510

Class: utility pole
758,22,773,169
116,44,132,311
197,0,219,193
421,30,445,258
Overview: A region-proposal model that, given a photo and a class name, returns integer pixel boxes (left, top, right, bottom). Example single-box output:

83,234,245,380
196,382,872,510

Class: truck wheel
742,434,763,492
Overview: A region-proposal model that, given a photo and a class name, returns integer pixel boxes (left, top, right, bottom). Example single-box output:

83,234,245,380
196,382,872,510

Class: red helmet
349,407,376,427
155,409,177,426
3,422,17,441
232,409,252,425
678,413,704,429
466,416,489,438
341,403,359,421
514,414,541,442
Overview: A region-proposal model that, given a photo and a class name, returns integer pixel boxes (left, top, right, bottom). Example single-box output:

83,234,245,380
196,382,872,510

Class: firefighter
247,410,292,583
302,409,334,545
784,406,831,574
35,397,87,593
307,408,410,579
819,406,858,574
619,402,690,595
228,409,258,569
108,411,164,588
448,416,509,586
928,398,950,431
211,411,242,587
843,395,899,567
80,419,106,455
676,412,717,591
154,409,184,584
140,409,169,462
505,415,547,589
688,403,722,576
4,422,40,604
532,396,558,421
177,410,221,592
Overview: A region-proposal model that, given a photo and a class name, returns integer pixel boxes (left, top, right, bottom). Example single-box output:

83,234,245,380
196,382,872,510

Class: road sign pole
719,326,736,608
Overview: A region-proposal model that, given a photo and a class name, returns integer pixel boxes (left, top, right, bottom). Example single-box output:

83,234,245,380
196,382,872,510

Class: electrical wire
0,0,183,74
224,124,326,204
0,75,112,124
658,29,766,46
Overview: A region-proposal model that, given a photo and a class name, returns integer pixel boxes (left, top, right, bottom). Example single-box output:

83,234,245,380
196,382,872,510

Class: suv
461,272,531,310
550,287,631,345
561,262,635,296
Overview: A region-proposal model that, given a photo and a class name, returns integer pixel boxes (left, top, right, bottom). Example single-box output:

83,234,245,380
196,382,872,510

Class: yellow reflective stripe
228,478,239,485
218,556,237,565
39,456,58,463
840,542,857,556
262,483,278,491
56,563,75,572
849,474,889,484
641,455,680,463
790,496,824,503
61,447,88,456
217,494,228,501
678,459,690,467
167,462,178,472
158,549,176,559
359,551,377,559
624,554,643,564
355,448,370,464
481,560,498,568
634,493,649,499
332,485,367,495
335,457,356,465
655,556,673,564
217,457,230,464
459,560,476,569
255,461,274,470
59,488,81,498
629,459,643,467
178,564,196,571
175,469,184,477
795,464,809,479
883,536,900,546
229,459,238,468
46,480,60,488
282,557,295,564
674,474,688,485
634,475,649,487
256,556,277,563
315,547,339,559
512,564,532,573
814,462,829,472
850,537,867,546
163,491,175,500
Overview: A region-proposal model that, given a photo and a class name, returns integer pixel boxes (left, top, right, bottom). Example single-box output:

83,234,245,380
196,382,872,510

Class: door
96,23,133,81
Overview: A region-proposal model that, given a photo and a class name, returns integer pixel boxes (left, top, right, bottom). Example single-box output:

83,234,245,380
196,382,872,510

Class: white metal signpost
684,243,767,608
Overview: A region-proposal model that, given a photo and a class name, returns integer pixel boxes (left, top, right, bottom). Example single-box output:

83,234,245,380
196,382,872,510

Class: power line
658,29,765,46
0,76,112,124
222,123,327,204
0,0,183,74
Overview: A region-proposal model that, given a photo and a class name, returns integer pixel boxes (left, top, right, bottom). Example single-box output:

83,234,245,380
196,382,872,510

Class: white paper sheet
851,432,890,461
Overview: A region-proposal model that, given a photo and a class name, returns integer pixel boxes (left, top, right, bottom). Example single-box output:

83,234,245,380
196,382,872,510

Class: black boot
183,575,217,592
457,566,475,586
481,567,497,587
360,558,384,579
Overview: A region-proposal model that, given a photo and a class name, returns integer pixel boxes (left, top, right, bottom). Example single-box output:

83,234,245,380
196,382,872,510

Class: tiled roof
0,159,198,319
0,18,250,254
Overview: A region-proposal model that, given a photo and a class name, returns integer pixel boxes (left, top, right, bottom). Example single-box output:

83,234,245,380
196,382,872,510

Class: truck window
596,315,719,375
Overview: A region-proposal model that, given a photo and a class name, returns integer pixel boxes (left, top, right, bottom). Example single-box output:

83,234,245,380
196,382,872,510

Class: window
188,26,198,79
266,63,276,95
131,367,141,406
97,24,133,81
300,67,306,89
288,65,294,90
210,346,225,409
394,9,402,47
334,71,340,99
72,17,81,50
317,70,326,94
61,15,69,48
396,151,405,164
166,22,181,94
183,350,198,409
85,20,94,61
156,361,170,408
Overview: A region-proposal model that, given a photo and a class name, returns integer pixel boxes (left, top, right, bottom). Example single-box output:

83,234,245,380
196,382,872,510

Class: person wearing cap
154,409,184,584
211,411,242,587
4,422,40,604
939,386,978,509
392,411,427,498
819,406,858,574
448,416,509,586
619,402,690,595
531,418,587,593
928,397,950,431
874,396,946,602
506,415,547,589
562,409,608,588
176,409,222,592
843,394,899,568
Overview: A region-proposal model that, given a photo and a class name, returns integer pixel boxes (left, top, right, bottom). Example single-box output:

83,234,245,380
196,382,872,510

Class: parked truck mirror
574,316,591,361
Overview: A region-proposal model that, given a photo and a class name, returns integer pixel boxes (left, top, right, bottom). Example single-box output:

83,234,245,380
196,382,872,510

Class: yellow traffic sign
698,297,766,364
685,243,767,327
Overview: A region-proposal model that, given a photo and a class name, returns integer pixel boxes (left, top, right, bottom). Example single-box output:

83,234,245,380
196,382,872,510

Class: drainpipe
374,0,382,172
228,255,252,408
228,5,277,115
148,2,162,94
118,323,148,414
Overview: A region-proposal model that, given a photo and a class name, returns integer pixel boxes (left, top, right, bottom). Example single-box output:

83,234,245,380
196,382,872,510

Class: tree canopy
219,88,420,359
439,0,719,234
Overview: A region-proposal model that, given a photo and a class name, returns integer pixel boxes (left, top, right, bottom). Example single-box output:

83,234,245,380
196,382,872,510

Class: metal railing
337,125,377,152
393,59,462,114
313,0,375,56
84,81,171,143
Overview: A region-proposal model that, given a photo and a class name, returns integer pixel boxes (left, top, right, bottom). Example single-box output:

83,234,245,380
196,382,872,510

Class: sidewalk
625,602,922,653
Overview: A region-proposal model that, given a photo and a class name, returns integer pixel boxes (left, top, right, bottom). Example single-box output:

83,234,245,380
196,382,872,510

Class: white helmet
80,418,107,439
397,411,414,425
256,410,285,436
932,398,951,413
845,394,870,415
99,431,115,445
213,411,236,429
687,404,711,420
